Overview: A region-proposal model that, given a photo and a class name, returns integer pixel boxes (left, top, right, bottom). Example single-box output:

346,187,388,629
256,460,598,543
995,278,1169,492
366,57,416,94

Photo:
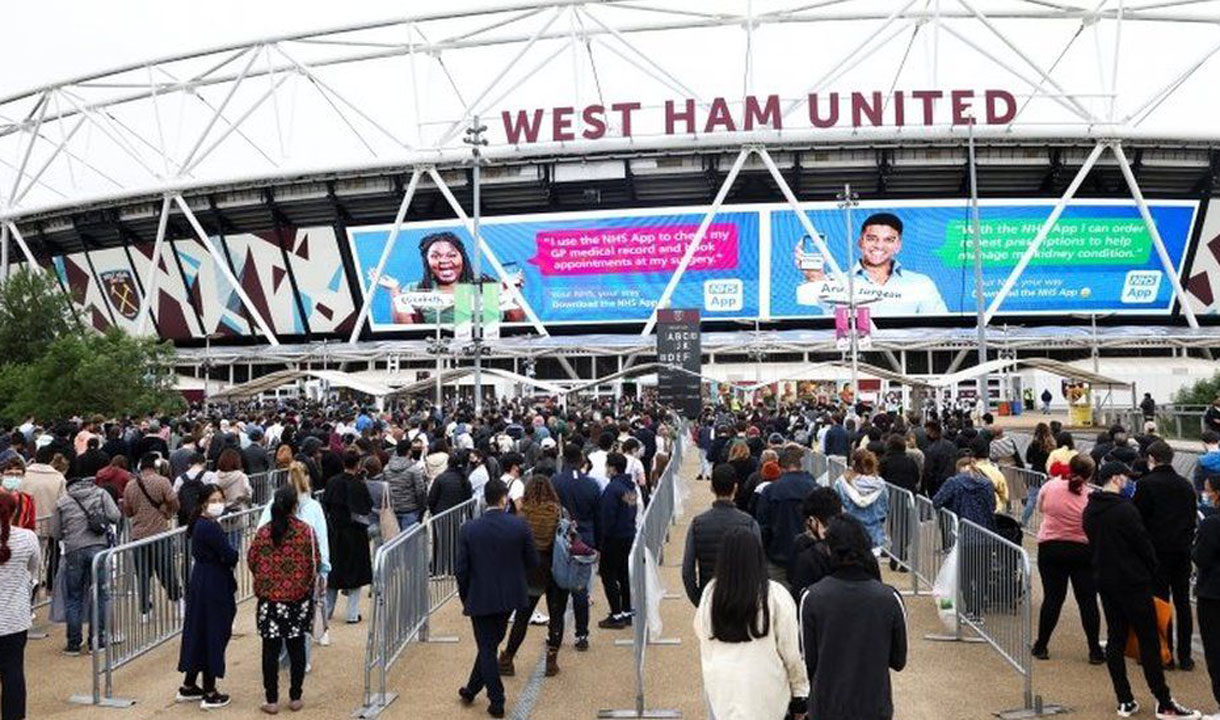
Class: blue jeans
396,512,419,532
65,546,107,650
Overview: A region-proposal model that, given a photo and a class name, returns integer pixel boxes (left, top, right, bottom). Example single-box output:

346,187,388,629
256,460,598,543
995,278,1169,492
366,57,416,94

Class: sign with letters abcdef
656,309,702,420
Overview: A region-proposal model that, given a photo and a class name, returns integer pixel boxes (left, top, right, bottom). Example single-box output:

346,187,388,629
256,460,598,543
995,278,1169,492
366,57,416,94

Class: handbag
309,530,327,642
379,489,401,543
1125,596,1173,666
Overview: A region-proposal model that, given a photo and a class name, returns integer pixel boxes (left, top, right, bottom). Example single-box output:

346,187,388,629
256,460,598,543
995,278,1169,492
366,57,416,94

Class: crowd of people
0,396,678,718
1,392,1220,719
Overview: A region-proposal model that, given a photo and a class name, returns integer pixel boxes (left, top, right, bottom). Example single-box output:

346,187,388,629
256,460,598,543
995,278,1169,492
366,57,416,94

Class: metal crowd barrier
70,503,265,707
827,456,847,484
354,496,477,718
1000,466,1048,534
948,519,1062,718
599,420,686,720
250,468,291,506
881,481,920,595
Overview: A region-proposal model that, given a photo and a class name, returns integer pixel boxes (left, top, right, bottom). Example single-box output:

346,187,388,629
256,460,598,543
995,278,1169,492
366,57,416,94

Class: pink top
1037,478,1090,545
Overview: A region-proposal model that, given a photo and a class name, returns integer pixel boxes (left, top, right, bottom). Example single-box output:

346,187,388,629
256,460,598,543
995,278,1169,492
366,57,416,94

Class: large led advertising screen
347,198,1198,330
348,208,761,329
768,199,1198,318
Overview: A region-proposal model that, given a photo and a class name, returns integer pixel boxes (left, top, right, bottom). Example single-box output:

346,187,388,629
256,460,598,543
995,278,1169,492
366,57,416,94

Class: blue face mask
1,475,20,492
1204,493,1215,509
1120,480,1136,499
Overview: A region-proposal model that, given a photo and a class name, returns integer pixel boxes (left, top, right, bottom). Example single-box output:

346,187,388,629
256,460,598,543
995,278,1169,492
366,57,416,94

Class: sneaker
1155,700,1200,719
1117,700,1139,718
620,612,634,626
61,646,82,657
260,703,279,715
574,635,589,652
345,614,362,625
529,611,549,626
597,615,626,630
200,692,231,710
1031,645,1049,661
1089,649,1107,665
317,630,331,647
458,687,475,706
176,686,206,703
288,700,303,712
1179,658,1196,672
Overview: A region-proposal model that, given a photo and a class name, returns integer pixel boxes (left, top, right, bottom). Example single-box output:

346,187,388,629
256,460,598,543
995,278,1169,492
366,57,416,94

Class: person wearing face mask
1194,476,1220,720
787,486,881,602
176,486,238,710
0,458,36,531
1084,462,1200,720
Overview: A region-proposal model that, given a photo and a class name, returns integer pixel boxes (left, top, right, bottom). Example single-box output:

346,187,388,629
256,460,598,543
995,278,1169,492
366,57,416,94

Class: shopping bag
1125,597,1172,666
49,565,67,624
311,575,328,642
933,545,959,632
379,492,401,543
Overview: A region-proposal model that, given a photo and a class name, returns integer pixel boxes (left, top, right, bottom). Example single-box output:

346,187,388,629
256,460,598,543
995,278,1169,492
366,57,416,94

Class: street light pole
465,116,488,415
837,185,860,399
967,118,989,413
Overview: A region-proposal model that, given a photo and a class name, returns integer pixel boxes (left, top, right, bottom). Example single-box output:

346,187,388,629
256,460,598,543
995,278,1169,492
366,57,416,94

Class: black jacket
755,471,817,566
788,533,881,603
880,451,920,494
1083,490,1158,590
823,425,850,457
681,500,760,605
1133,464,1198,558
1193,510,1220,600
456,508,539,616
922,438,958,496
801,566,907,720
241,444,272,476
428,468,473,516
553,469,600,548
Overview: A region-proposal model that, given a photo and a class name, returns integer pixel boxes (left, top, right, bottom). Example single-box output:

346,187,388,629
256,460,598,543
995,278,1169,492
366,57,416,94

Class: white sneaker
529,612,549,626
1199,712,1220,720
317,630,331,647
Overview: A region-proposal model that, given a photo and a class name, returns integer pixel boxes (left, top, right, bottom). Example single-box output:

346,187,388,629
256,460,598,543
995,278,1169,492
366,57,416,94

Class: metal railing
827,456,847,484
881,481,920,595
354,496,478,718
70,503,265,707
250,468,291,506
599,421,686,720
1000,465,1048,535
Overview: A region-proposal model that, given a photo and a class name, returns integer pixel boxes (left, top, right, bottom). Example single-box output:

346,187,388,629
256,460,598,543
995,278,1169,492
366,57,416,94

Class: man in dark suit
456,478,539,718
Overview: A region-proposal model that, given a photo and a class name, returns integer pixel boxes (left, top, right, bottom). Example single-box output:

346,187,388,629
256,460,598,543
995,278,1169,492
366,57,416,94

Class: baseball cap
540,437,556,450
1097,461,1132,484
767,432,785,445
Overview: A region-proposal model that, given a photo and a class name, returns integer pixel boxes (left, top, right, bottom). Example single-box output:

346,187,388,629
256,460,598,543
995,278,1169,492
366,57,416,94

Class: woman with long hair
1026,422,1057,475
835,450,889,556
694,528,808,719
176,485,237,710
1032,454,1103,664
215,448,252,512
498,475,566,678
249,487,320,714
0,492,41,720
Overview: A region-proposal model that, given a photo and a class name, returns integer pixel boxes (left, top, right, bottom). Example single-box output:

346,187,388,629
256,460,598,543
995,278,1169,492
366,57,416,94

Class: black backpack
177,471,206,526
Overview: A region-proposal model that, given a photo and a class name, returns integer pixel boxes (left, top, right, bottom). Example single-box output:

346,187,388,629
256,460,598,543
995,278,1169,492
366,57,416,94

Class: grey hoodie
52,480,121,552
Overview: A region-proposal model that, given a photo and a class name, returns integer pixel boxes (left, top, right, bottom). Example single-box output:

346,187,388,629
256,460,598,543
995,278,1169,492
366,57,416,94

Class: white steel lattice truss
2,0,1220,347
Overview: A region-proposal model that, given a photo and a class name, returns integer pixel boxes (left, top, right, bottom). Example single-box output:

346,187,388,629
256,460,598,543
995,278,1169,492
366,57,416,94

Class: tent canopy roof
209,368,394,401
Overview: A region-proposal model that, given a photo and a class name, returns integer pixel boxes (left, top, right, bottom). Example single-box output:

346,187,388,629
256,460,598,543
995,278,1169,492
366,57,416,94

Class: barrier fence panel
827,456,847,484
355,522,430,719
911,495,950,593
250,468,291,507
423,497,477,641
954,519,1065,718
811,452,828,484
1001,466,1048,535
70,503,266,707
880,482,919,594
599,422,685,719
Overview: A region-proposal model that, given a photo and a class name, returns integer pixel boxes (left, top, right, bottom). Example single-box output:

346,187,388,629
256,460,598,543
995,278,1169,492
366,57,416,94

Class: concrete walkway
25,450,1220,718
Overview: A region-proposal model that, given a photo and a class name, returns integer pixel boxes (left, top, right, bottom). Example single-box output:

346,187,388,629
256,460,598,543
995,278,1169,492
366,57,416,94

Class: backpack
69,490,110,537
177,471,206,526
551,515,597,591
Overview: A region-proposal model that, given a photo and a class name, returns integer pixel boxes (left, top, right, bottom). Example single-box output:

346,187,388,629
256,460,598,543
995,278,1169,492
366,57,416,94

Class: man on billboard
793,212,947,316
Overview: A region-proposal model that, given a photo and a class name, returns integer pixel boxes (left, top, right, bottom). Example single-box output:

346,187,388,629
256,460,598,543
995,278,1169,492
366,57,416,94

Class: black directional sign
657,308,702,420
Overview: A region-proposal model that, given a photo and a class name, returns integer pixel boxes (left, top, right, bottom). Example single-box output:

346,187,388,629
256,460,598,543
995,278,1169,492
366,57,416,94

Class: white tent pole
982,142,1106,324
1111,142,1199,329
347,168,422,343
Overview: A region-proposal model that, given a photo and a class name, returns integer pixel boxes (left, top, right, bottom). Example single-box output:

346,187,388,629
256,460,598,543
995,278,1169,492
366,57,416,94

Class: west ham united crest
101,270,140,320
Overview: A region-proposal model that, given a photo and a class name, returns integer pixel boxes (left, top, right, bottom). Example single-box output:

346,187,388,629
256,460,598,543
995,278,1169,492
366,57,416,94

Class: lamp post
202,331,223,413
464,116,489,414
837,185,862,398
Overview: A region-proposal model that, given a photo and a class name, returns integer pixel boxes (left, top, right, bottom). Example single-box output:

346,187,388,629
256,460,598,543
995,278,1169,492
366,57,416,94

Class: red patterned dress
247,516,319,639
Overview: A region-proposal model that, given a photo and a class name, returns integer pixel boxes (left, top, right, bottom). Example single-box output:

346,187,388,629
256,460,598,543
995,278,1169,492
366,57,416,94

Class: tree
1173,372,1220,406
0,328,184,424
0,266,80,364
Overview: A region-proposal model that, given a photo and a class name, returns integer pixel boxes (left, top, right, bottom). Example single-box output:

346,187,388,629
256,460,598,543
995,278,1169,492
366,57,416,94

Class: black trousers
261,636,306,704
1035,541,1101,652
0,632,27,720
465,612,511,708
184,670,217,693
1153,551,1193,664
505,582,570,655
1199,597,1220,707
134,543,181,613
600,537,633,617
1099,587,1171,707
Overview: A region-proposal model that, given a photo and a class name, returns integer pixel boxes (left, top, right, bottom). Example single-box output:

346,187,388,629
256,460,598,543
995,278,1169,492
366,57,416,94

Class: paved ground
25,448,1220,719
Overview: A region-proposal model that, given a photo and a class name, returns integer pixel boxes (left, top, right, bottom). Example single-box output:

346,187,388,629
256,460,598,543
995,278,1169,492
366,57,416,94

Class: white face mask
206,502,226,518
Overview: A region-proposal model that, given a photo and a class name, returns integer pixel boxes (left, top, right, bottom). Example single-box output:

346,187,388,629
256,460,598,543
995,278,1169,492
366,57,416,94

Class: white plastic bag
933,545,959,632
